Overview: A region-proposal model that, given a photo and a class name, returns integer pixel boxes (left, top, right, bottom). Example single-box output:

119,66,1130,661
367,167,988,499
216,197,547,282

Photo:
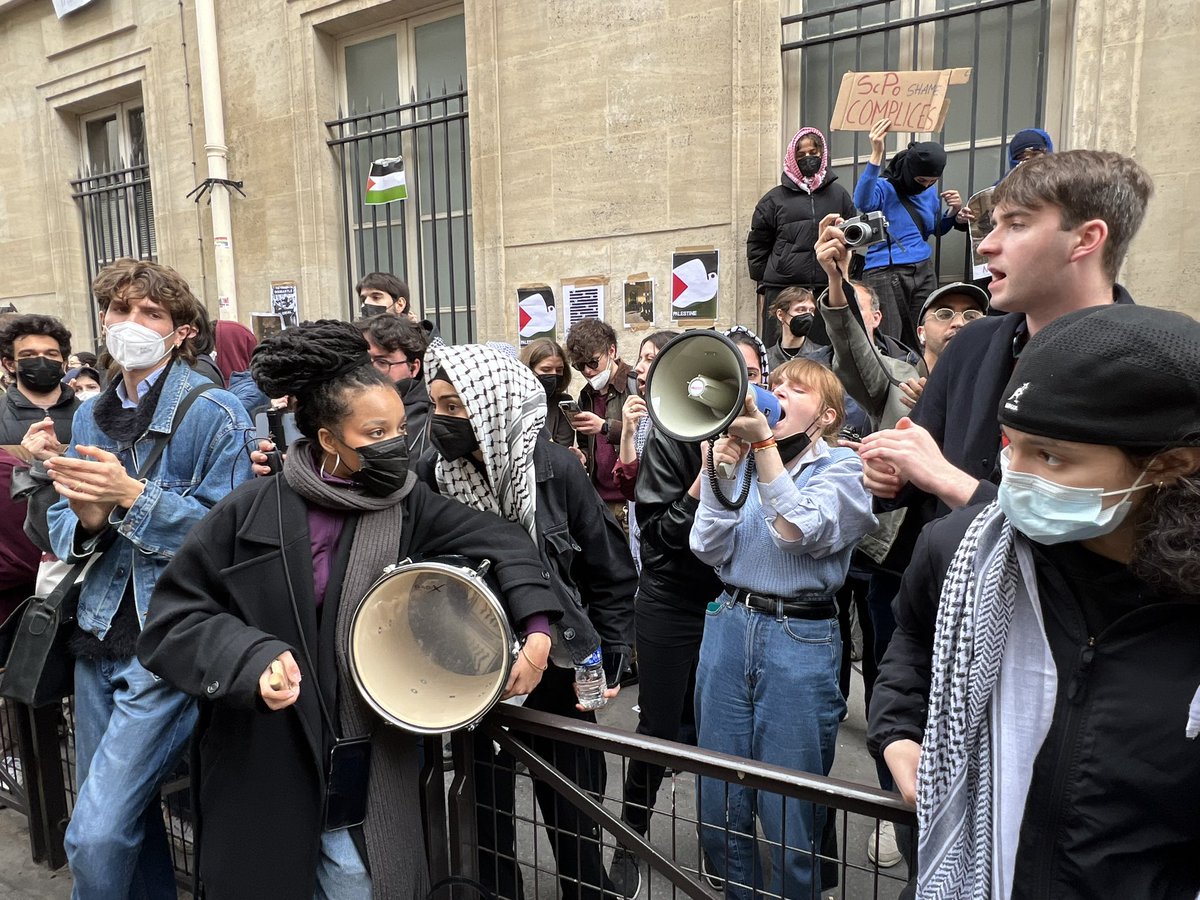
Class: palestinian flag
365,157,407,204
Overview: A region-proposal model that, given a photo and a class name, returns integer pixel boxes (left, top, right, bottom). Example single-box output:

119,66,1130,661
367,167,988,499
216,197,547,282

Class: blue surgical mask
997,446,1153,545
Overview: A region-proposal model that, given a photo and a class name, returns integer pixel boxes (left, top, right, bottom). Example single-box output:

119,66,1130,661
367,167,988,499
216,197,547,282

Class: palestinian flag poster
517,285,557,347
365,157,407,205
670,248,719,322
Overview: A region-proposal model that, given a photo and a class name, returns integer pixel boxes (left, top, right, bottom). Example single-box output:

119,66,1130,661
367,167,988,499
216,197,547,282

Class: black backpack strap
135,382,220,480
897,193,929,237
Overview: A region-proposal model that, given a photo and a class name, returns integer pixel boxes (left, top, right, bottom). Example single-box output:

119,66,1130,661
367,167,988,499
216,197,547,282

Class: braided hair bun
251,319,388,440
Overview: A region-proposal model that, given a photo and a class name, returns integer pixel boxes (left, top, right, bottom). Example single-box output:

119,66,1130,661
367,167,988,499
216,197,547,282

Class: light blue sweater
852,162,957,270
689,441,876,597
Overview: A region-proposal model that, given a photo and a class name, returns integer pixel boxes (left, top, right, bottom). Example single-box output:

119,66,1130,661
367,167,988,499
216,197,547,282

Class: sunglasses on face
573,355,606,373
928,308,985,323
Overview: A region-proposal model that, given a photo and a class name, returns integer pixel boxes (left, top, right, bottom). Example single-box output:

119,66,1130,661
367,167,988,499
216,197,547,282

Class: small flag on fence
365,157,407,204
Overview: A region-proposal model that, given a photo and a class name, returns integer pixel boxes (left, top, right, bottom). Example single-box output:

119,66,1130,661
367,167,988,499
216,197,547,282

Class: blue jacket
227,369,271,418
852,162,957,270
48,361,254,639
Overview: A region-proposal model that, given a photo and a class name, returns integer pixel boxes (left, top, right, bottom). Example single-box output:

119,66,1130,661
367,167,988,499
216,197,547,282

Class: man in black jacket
856,150,1153,514
358,313,432,459
0,314,78,445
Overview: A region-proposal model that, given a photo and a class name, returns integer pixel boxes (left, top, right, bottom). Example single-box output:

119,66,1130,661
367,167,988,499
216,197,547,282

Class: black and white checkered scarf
916,501,1021,900
424,344,545,540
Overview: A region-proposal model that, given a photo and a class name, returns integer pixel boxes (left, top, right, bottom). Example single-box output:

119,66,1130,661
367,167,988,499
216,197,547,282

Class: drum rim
347,558,516,735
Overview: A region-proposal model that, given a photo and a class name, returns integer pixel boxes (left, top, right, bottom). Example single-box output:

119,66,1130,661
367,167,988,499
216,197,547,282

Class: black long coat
138,474,562,899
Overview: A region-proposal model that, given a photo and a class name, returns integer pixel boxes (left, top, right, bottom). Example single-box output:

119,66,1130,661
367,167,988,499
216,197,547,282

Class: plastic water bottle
575,648,607,711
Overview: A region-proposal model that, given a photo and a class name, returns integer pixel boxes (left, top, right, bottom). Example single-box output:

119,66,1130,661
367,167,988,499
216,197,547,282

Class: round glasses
928,308,985,323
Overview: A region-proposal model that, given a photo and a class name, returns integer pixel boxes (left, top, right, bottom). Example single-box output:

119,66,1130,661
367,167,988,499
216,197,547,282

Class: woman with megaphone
136,321,565,900
689,358,876,899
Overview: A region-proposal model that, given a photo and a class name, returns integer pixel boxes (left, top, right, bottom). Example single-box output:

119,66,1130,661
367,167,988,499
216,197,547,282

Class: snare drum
347,558,518,734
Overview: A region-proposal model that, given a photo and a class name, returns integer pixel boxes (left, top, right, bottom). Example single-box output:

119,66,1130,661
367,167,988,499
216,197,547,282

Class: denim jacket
48,361,255,639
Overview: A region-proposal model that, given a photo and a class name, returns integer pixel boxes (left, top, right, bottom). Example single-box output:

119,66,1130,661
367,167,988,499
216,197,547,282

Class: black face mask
349,433,411,497
430,414,479,462
797,155,821,177
393,376,414,399
536,373,559,399
16,357,64,394
359,302,388,318
788,313,814,339
775,431,812,461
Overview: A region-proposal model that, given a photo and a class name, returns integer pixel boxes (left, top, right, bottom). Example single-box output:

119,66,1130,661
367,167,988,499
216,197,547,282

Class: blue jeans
695,593,845,900
314,829,371,899
67,656,197,900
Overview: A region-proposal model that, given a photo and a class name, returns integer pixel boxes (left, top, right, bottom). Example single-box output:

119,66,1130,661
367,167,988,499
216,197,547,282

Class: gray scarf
282,440,428,899
916,501,1020,900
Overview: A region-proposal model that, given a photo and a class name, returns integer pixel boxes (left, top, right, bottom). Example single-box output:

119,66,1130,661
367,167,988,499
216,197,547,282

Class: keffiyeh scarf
916,501,1021,900
424,344,546,540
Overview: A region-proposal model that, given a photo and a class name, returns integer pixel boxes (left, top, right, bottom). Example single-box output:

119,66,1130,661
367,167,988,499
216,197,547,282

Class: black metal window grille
781,0,1052,283
326,85,475,344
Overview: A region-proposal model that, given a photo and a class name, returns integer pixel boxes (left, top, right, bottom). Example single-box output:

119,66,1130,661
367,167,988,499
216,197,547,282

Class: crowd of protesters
0,118,1197,900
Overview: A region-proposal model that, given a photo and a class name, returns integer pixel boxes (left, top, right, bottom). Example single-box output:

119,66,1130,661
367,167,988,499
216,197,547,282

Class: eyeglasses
573,355,604,373
928,308,985,323
371,356,412,372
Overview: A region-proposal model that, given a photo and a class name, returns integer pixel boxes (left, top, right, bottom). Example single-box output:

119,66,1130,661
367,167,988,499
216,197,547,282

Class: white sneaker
866,820,902,868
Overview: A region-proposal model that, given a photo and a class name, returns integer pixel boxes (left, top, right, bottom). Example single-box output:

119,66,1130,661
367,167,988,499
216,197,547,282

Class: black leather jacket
633,428,722,611
417,439,636,668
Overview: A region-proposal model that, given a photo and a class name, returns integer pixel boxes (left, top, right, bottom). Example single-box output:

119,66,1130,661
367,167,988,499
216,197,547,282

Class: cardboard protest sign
830,68,971,133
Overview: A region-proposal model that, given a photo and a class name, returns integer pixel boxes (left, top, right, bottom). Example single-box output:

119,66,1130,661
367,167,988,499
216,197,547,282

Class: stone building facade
0,0,1196,356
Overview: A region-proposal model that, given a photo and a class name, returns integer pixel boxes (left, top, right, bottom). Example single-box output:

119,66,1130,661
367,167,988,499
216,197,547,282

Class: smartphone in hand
558,399,582,416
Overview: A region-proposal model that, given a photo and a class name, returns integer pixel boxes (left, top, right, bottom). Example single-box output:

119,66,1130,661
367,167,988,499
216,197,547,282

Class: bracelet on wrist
519,647,548,671
751,437,777,452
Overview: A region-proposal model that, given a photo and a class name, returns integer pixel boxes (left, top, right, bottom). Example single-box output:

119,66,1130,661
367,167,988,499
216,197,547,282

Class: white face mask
105,321,176,372
75,389,101,401
997,446,1153,545
586,362,612,392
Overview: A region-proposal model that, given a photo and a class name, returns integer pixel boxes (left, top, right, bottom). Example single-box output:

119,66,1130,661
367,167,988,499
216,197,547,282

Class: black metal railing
781,0,1051,284
70,159,157,341
440,705,916,899
326,85,474,343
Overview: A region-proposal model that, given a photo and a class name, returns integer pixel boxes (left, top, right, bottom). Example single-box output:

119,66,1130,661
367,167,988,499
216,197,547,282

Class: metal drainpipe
194,0,238,320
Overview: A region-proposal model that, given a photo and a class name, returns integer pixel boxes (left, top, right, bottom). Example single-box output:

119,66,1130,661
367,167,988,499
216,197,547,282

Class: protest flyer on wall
623,273,655,330
829,68,972,133
270,280,299,328
562,276,607,336
966,187,997,281
365,157,407,204
670,248,719,324
251,312,286,342
516,284,557,347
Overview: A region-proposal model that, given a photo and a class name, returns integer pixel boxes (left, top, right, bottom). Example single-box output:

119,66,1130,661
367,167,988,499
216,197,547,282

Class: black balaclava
885,141,947,197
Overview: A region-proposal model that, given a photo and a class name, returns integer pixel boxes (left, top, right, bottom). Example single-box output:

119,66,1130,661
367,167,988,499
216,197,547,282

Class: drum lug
474,559,491,579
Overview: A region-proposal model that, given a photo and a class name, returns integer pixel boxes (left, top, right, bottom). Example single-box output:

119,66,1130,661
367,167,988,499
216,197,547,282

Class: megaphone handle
706,441,755,510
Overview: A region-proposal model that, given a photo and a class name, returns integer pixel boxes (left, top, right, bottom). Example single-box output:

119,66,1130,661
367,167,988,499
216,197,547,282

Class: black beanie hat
885,142,947,196
998,304,1200,450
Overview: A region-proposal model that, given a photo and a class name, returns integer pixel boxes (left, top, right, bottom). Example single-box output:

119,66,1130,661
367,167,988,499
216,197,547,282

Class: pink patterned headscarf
783,126,830,194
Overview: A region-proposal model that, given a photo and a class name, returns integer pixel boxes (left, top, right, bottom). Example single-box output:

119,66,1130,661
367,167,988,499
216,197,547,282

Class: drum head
349,560,513,734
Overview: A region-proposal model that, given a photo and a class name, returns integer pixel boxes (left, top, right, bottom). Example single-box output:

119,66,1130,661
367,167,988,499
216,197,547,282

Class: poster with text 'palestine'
670,249,719,322
517,286,557,347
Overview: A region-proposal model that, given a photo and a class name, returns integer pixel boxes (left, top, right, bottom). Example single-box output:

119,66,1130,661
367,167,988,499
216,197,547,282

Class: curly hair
357,313,428,365
92,259,203,363
0,314,72,360
250,320,390,441
565,318,618,366
1131,462,1200,597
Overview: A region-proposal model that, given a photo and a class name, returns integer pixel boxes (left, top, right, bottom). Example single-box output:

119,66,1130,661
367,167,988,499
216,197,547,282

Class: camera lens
842,222,867,246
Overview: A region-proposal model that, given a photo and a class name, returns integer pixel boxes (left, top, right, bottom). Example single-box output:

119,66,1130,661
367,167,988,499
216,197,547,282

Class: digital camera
841,211,888,250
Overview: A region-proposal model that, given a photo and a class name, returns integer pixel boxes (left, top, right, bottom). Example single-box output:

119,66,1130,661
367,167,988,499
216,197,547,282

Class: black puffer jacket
746,173,856,289
633,428,722,611
0,383,78,444
870,505,1200,899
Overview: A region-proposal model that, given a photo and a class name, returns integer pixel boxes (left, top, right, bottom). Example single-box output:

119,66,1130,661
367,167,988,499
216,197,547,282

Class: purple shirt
306,468,353,608
591,391,621,502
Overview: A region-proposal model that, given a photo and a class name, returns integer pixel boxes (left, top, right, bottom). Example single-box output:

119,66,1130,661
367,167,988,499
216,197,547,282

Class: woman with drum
419,342,637,900
136,321,564,900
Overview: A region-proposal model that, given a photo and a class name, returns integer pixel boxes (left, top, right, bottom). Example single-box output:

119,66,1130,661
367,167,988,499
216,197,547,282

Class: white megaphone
643,330,780,508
